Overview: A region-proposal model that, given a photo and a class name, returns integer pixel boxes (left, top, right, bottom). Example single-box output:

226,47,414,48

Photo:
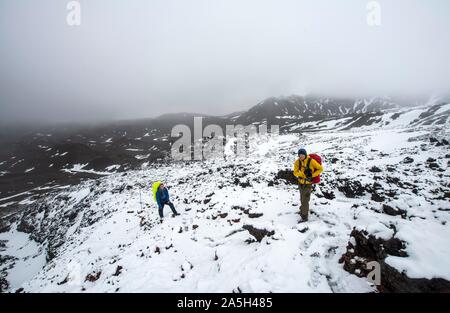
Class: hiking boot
298,216,309,223
172,212,180,217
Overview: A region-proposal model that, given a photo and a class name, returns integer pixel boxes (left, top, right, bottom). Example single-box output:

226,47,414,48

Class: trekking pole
139,186,143,212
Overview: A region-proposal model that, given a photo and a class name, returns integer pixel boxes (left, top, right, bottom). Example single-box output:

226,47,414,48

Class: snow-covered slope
1,118,449,293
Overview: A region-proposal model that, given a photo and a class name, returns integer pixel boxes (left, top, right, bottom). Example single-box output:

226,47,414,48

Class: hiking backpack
306,154,322,184
152,181,162,202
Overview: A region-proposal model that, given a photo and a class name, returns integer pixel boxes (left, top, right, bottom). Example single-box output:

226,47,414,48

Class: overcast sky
0,0,449,124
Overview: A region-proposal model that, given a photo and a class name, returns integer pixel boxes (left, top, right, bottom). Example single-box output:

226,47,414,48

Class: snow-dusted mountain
0,96,449,293
234,95,400,124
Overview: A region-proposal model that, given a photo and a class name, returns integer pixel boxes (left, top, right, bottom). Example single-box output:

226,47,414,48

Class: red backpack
307,154,322,184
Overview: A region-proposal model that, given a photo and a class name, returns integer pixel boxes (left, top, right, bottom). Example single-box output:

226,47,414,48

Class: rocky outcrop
340,228,450,293
11,181,116,262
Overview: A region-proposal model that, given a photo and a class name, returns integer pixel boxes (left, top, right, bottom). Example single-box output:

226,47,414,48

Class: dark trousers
299,184,312,220
159,201,177,218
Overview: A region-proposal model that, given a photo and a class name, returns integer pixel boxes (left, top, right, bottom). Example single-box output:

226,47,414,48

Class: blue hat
298,148,307,156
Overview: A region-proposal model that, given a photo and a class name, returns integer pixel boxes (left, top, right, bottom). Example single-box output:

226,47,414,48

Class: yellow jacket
294,157,323,185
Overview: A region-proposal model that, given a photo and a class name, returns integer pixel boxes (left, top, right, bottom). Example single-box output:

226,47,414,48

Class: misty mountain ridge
0,95,448,202
1,94,445,134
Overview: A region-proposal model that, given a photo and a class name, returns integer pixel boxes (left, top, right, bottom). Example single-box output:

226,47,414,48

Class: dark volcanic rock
386,166,396,173
17,218,35,233
382,204,407,217
369,166,383,173
85,271,102,282
370,192,385,203
370,182,386,203
233,178,251,188
322,190,336,200
113,266,123,276
402,157,414,164
340,228,450,293
317,186,336,200
329,158,338,164
0,219,11,233
242,225,275,242
247,213,264,219
428,162,440,170
0,277,9,293
276,169,297,185
203,198,211,204
337,179,366,198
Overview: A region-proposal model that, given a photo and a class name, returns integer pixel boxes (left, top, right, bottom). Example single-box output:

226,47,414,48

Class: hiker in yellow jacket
293,148,323,222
